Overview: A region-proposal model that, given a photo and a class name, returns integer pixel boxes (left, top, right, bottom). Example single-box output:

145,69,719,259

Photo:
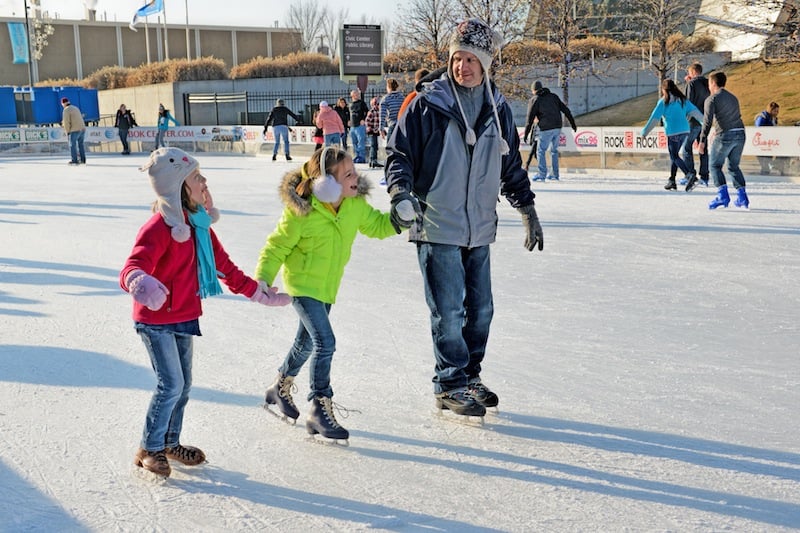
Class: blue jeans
135,322,198,451
416,243,493,394
536,128,561,179
324,133,341,147
709,129,746,189
667,133,692,177
280,297,336,400
69,130,86,163
272,124,290,156
680,124,708,178
118,128,130,153
368,135,379,163
154,129,167,149
350,125,366,160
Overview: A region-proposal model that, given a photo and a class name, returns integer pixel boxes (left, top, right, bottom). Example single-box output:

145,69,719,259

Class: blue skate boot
734,187,749,209
708,185,730,210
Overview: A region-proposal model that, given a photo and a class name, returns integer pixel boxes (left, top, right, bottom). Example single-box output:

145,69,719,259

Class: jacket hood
422,73,508,117
279,169,372,216
535,87,551,97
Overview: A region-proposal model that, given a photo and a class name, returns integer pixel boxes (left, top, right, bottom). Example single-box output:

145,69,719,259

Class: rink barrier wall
1,125,798,159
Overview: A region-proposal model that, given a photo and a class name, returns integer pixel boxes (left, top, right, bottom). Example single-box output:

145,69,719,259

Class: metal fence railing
183,89,384,127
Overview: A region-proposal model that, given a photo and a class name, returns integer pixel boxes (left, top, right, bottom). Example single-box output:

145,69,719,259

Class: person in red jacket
120,147,290,479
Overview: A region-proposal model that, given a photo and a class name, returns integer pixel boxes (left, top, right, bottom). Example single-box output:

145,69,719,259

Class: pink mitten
250,281,292,307
126,270,169,311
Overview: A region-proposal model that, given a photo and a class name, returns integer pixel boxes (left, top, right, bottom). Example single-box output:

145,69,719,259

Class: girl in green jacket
255,147,403,443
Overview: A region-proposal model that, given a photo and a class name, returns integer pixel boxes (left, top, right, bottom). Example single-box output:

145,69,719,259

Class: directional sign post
339,24,383,79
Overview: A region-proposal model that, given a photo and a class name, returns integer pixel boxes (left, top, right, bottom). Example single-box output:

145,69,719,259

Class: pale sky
0,0,396,28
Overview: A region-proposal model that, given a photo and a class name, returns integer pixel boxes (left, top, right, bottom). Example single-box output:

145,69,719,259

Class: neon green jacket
255,171,397,304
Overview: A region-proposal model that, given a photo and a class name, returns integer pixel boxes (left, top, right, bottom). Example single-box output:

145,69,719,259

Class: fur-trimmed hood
278,169,373,216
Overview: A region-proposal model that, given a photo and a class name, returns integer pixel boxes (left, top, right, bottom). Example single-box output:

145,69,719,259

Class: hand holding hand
126,270,169,310
517,204,544,252
250,281,292,307
389,186,422,234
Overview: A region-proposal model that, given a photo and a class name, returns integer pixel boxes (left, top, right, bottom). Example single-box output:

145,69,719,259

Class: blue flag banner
130,0,165,32
7,22,29,64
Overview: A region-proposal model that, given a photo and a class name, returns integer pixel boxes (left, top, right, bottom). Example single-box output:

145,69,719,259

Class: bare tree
286,0,329,53
456,0,531,45
321,7,350,59
628,0,699,81
393,0,457,64
530,0,592,105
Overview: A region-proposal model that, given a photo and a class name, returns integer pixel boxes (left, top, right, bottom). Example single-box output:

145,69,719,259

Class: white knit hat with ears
448,18,509,155
140,147,199,243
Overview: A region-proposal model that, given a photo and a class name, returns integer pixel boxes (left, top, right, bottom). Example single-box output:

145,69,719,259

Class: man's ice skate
306,396,350,446
133,447,170,481
263,373,300,424
468,379,499,413
435,388,486,425
165,444,206,466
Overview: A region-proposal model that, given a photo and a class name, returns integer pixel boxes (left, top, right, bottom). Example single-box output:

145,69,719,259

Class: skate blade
435,408,485,427
262,403,298,425
131,464,169,484
305,434,350,447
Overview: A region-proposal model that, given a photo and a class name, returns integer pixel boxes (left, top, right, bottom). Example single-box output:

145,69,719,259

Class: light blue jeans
68,130,86,163
154,129,168,150
135,321,199,451
279,297,336,400
272,124,291,156
709,129,746,190
324,133,342,147
536,128,561,179
350,125,366,160
416,243,493,394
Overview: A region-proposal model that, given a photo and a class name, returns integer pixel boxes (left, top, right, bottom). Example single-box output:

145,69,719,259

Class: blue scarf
188,206,224,298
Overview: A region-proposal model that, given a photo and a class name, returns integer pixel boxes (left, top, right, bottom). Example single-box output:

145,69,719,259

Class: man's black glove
517,203,543,251
389,186,422,234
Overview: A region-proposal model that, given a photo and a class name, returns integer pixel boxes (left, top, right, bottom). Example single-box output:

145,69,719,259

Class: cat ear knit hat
139,147,199,243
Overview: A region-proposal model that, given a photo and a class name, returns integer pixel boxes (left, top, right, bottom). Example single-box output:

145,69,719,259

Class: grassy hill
578,60,800,126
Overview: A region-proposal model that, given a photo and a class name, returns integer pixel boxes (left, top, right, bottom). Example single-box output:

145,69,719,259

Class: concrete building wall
0,17,301,86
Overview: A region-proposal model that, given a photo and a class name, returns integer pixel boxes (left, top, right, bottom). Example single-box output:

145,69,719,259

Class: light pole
23,0,35,99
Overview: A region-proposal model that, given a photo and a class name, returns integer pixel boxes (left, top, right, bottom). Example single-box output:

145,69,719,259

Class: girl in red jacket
120,147,290,479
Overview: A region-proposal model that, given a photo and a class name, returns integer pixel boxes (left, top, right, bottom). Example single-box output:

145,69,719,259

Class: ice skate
664,179,677,191
264,373,300,424
468,379,499,412
733,187,750,209
306,396,350,446
435,388,486,425
165,444,206,466
133,447,171,480
708,185,730,209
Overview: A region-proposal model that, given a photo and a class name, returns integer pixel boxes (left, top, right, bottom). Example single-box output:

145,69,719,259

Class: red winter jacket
120,212,258,325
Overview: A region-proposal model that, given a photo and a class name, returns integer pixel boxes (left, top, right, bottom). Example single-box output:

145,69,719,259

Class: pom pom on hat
449,18,501,76
140,147,199,242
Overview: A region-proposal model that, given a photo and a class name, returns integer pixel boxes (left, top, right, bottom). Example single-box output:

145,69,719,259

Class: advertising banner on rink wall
1,125,798,157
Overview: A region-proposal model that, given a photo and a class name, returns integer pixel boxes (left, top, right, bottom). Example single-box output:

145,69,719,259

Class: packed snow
1,152,798,532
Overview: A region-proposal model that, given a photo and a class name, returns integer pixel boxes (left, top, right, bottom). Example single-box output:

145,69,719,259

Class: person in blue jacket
385,18,543,418
641,79,704,192
154,103,179,151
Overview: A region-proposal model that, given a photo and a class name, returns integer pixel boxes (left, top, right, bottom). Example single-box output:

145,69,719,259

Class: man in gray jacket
385,18,543,418
698,71,749,209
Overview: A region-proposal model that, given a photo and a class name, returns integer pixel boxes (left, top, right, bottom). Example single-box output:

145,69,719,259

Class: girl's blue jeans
279,297,336,401
135,322,197,451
